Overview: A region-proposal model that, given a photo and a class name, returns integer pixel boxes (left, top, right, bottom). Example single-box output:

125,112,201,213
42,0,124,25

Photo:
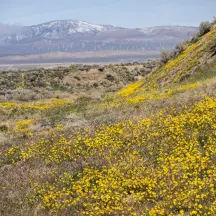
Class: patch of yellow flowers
105,79,207,108
3,97,216,215
14,119,33,137
0,98,73,112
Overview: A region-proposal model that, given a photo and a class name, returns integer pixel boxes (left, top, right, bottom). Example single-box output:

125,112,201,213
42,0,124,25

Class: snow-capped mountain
0,20,123,42
0,20,198,57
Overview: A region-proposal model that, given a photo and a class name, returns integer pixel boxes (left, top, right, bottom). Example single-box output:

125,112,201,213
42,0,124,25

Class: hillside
0,23,216,216
107,23,216,107
0,20,197,58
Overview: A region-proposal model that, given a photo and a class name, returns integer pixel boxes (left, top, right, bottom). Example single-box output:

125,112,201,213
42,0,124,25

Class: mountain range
0,20,198,63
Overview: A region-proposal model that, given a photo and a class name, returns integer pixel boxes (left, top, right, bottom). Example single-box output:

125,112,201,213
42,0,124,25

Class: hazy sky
0,0,215,27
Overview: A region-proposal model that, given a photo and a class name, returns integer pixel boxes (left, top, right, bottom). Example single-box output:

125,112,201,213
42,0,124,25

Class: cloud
0,23,23,36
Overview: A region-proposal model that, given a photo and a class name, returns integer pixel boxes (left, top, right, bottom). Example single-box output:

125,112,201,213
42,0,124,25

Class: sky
0,0,216,28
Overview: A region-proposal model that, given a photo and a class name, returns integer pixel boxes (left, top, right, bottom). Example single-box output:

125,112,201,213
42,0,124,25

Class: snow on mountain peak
30,20,113,35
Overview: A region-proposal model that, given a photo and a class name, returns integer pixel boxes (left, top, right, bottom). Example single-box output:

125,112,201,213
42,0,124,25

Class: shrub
98,67,104,72
0,124,8,132
198,21,212,37
106,73,115,81
140,68,151,76
174,42,188,56
191,35,199,44
160,51,174,65
74,76,81,81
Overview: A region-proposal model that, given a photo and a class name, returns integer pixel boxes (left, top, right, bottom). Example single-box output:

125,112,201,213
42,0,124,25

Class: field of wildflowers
1,95,216,215
1,22,216,216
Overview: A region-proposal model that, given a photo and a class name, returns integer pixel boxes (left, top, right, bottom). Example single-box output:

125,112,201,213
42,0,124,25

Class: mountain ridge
0,20,198,58
0,20,198,41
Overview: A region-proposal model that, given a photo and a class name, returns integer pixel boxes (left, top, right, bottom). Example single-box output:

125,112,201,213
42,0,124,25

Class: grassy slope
0,26,216,216
145,24,216,87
